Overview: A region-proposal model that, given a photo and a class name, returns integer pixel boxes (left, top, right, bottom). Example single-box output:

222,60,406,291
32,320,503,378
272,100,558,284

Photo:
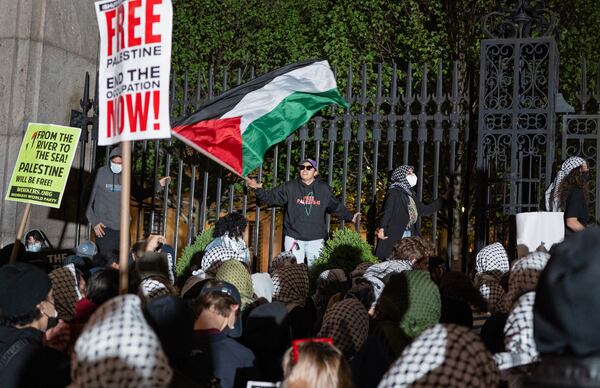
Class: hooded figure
378,324,500,388
70,295,173,387
86,147,167,263
375,165,444,259
545,156,586,211
474,243,510,314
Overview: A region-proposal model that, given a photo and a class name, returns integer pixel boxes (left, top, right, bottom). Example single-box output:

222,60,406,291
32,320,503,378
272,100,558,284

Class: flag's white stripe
221,60,337,133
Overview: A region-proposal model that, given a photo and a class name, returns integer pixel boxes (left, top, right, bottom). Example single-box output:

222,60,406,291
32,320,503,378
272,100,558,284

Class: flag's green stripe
241,88,347,176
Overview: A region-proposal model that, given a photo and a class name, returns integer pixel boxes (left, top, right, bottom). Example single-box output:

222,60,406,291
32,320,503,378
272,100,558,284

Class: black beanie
0,262,51,317
534,227,600,356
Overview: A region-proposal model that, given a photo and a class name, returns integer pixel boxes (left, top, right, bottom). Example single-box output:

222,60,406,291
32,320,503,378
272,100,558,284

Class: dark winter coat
374,188,444,259
0,326,70,388
255,178,353,241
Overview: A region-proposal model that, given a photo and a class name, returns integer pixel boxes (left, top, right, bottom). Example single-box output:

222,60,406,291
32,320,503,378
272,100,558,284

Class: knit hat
378,270,441,339
0,262,51,317
215,260,254,308
71,295,172,387
379,324,500,387
534,228,600,356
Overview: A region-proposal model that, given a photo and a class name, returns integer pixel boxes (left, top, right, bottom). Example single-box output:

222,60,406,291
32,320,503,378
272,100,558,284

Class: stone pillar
0,0,98,248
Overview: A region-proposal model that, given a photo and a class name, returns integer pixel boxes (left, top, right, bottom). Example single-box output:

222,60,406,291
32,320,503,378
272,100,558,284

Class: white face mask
110,161,122,174
26,242,42,252
406,174,418,187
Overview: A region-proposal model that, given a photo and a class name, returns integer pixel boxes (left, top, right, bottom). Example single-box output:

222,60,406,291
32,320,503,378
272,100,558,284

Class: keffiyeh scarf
363,260,413,301
269,251,297,274
318,298,369,359
503,251,549,312
545,156,586,211
49,264,82,321
389,165,414,194
201,246,245,275
70,295,172,387
378,324,500,388
272,264,309,310
494,292,538,370
474,243,510,313
138,278,172,304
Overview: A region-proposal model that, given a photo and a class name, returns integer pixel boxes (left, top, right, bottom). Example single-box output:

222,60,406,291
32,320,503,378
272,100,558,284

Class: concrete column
0,0,98,248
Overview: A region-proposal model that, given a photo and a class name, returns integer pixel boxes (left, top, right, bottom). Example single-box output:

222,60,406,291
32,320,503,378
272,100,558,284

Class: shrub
175,227,214,278
310,228,378,282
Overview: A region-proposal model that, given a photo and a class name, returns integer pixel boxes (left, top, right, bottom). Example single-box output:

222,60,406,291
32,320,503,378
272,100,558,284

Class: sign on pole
95,0,172,146
5,123,81,208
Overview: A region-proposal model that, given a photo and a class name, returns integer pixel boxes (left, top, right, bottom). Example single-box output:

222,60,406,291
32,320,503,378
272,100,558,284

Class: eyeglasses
299,165,314,171
292,337,334,362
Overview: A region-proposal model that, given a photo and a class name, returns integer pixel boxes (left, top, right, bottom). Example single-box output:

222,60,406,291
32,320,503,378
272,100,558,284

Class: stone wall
0,0,98,248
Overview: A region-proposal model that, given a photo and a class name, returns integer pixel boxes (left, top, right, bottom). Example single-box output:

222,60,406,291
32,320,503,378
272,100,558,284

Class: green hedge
175,227,214,278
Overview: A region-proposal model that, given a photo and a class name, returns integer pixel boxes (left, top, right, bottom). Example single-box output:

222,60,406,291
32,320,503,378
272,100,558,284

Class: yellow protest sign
5,123,81,208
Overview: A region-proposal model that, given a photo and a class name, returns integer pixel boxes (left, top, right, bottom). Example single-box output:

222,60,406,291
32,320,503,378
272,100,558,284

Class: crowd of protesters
0,157,597,387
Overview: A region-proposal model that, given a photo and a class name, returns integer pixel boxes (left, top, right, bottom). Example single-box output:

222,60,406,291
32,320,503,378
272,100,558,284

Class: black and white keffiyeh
503,251,549,312
201,246,244,275
545,156,586,211
70,295,172,387
269,251,297,274
378,324,500,388
474,243,509,313
389,165,414,194
318,298,369,359
494,292,538,370
272,264,309,309
363,260,413,301
49,264,82,321
138,278,172,304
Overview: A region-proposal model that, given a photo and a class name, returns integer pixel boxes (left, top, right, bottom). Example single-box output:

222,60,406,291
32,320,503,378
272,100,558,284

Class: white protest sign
95,0,172,145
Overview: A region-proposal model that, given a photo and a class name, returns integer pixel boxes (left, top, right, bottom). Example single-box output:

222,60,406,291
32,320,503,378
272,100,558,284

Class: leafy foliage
311,228,378,281
175,227,214,278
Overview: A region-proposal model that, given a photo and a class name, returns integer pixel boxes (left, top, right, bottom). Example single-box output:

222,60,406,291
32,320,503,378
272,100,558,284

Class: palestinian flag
172,59,348,176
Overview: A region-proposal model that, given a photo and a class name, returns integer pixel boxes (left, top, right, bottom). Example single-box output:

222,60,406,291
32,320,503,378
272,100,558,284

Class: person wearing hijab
474,243,510,314
216,260,255,310
48,264,83,321
378,324,500,387
318,298,369,360
352,271,441,388
545,156,590,234
71,295,172,387
375,165,444,259
272,264,315,339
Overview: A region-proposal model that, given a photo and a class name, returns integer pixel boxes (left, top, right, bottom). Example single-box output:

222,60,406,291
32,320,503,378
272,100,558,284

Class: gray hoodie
86,147,159,230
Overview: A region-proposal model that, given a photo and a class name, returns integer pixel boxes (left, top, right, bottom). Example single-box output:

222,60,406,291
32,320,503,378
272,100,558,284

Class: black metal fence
76,61,470,268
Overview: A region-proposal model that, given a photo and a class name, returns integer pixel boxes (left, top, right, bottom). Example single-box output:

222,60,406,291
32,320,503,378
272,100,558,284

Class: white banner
95,0,172,145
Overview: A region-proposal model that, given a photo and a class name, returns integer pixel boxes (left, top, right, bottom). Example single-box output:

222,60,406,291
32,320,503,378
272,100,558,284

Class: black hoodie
255,178,353,241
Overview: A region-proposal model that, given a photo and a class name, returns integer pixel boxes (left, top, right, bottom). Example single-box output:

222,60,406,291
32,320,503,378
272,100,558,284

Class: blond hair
282,342,352,388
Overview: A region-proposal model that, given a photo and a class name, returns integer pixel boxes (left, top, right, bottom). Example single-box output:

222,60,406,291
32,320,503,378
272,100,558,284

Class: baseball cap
200,280,243,338
299,159,318,170
0,262,51,317
76,240,98,258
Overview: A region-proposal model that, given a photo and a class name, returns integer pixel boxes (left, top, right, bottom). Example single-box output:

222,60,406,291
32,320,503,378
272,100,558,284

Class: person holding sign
86,147,169,264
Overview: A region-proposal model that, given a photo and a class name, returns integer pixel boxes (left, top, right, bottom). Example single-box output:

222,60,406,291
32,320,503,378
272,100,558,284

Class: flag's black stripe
173,58,323,127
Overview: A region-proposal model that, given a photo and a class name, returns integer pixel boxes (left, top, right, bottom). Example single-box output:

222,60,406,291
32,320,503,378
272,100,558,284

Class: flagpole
9,203,32,263
118,140,132,295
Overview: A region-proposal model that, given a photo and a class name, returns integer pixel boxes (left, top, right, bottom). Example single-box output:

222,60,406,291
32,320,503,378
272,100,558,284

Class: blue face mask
27,242,42,252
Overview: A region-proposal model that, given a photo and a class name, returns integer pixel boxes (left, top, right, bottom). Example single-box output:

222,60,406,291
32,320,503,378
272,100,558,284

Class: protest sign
95,0,172,145
6,123,81,208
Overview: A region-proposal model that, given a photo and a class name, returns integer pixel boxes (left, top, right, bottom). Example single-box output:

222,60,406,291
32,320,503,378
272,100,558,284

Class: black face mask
46,317,59,330
581,171,589,181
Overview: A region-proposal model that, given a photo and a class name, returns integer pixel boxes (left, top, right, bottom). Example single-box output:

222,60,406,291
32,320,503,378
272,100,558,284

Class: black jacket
255,178,353,241
374,188,443,259
0,326,70,388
